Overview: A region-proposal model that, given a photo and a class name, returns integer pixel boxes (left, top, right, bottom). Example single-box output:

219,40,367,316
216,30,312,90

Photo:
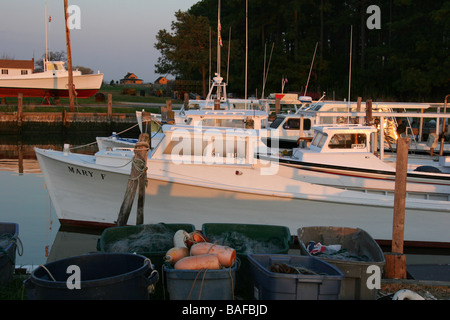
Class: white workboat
0,60,103,99
259,124,450,199
35,124,450,244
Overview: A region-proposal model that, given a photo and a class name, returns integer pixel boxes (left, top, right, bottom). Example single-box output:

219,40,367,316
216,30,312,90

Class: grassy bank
0,84,180,113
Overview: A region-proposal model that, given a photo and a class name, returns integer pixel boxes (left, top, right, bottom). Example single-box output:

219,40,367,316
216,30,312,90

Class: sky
0,0,199,83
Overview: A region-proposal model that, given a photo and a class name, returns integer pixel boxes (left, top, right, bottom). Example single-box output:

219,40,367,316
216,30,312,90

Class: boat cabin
153,125,260,165
266,113,316,148
289,124,393,171
182,110,268,130
45,61,66,72
301,125,377,154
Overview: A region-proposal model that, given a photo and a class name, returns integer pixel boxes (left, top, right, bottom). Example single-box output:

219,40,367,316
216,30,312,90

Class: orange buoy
174,254,221,270
190,242,236,267
164,247,189,264
184,231,209,248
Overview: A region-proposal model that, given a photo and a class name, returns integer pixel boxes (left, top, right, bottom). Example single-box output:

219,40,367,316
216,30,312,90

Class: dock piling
384,136,409,279
116,133,150,226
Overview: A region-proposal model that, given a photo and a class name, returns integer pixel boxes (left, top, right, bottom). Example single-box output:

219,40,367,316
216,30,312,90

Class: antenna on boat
261,42,274,99
209,27,211,88
347,25,353,109
227,26,231,84
245,0,248,108
44,1,48,70
217,0,222,100
304,42,318,96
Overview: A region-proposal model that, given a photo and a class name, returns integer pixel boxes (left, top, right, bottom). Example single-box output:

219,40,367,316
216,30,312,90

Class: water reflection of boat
46,226,102,263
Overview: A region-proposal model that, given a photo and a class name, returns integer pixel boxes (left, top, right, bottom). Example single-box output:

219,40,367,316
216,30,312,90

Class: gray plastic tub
248,254,344,300
298,226,385,300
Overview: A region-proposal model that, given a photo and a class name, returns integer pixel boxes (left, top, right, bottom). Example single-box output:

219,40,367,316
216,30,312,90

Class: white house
0,59,35,76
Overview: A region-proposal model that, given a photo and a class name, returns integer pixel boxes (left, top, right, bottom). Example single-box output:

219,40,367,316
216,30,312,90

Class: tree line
155,0,449,102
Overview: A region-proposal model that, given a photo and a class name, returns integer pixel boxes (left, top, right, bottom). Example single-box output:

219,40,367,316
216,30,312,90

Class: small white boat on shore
0,60,103,99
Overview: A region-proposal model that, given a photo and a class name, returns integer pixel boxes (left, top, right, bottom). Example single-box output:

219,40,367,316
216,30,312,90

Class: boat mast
44,1,48,70
245,0,248,108
348,25,353,109
304,42,318,96
217,0,222,100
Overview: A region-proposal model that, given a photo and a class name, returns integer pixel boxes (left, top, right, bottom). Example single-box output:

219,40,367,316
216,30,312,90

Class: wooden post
17,93,23,126
356,97,362,124
166,99,172,112
116,133,150,226
384,136,409,279
184,93,189,110
275,98,281,114
64,0,75,112
365,99,372,125
161,106,168,122
107,93,113,118
62,109,67,127
1,97,5,105
214,99,220,110
166,99,175,124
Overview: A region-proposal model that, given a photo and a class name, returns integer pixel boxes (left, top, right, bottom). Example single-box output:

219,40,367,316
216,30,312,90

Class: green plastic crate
99,223,195,299
202,223,292,299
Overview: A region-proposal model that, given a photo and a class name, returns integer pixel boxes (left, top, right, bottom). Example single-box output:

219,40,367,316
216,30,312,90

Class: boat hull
260,155,450,197
35,148,450,243
0,73,103,98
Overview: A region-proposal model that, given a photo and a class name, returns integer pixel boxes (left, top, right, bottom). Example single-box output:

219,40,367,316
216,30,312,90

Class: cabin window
1,69,8,75
328,133,367,149
269,117,284,129
311,132,328,148
282,118,311,130
283,119,300,130
304,119,311,130
202,119,245,128
21,70,28,75
163,134,248,162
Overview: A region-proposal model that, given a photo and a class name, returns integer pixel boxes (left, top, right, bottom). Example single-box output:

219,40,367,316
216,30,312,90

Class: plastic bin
297,226,385,300
0,223,19,287
202,223,291,299
164,263,237,300
248,254,344,300
24,253,158,300
98,223,195,299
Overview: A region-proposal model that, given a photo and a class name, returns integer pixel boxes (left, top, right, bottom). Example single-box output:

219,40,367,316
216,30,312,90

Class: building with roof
120,72,143,84
0,59,35,76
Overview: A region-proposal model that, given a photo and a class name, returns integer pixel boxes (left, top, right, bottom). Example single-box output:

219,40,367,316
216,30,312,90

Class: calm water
0,132,113,267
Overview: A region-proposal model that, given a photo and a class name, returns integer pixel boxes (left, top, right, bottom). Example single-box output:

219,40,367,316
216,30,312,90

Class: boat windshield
311,132,328,148
328,133,367,149
269,117,284,129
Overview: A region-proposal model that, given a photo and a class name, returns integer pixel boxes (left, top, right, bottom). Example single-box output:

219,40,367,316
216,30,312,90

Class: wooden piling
116,133,150,226
356,97,362,124
166,99,175,124
107,94,113,118
275,98,281,114
384,136,409,279
365,99,372,125
64,0,75,112
17,93,23,126
214,99,220,110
